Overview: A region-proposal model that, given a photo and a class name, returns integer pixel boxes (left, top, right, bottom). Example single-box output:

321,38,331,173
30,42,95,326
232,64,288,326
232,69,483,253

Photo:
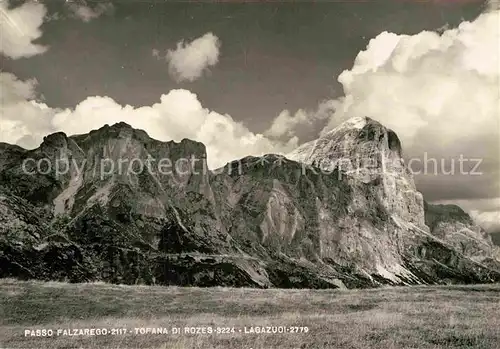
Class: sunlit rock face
0,123,236,285
1,118,499,288
286,116,500,283
288,116,426,230
285,117,427,281
424,202,500,265
1,122,220,234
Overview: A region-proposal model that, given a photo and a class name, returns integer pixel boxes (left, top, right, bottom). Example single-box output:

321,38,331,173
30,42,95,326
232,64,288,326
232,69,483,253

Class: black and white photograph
0,0,499,348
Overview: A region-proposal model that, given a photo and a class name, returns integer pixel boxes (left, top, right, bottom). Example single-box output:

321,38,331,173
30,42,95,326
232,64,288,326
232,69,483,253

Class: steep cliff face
424,202,500,268
1,119,499,288
1,123,224,243
0,123,240,286
287,116,426,229
285,116,499,282
286,117,430,281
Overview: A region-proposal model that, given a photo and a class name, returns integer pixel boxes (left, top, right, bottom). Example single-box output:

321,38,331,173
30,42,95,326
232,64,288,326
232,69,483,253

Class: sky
1,0,499,233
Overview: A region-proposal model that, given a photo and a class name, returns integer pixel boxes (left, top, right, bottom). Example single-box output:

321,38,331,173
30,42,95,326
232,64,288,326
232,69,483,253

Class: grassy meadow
0,279,499,349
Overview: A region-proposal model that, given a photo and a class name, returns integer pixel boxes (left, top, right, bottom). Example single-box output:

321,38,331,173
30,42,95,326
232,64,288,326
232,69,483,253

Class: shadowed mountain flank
1,118,499,288
492,232,500,246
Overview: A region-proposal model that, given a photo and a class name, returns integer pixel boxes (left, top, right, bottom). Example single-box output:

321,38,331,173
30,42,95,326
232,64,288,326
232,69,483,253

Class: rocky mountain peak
1,121,500,288
287,116,403,172
94,122,133,132
326,115,371,131
41,132,68,150
424,202,500,262
77,122,148,144
69,123,207,159
287,115,427,233
111,121,133,129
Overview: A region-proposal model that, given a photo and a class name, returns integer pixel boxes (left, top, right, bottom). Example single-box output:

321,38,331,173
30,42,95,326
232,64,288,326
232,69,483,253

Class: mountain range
1,116,499,288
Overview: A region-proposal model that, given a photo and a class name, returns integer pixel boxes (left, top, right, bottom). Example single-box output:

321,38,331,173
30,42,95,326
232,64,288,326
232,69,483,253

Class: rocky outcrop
0,123,237,285
1,118,499,288
424,202,500,271
287,116,426,229
286,117,426,282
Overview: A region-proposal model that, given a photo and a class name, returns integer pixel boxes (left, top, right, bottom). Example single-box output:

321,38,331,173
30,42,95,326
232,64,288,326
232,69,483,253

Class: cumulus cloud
327,13,500,143
164,32,221,82
316,7,500,231
470,210,500,234
266,109,311,139
326,9,499,199
0,73,54,149
270,5,499,232
271,5,499,152
265,100,336,139
0,77,298,168
271,4,500,153
66,1,114,23
0,72,38,102
0,0,48,59
0,5,292,170
321,11,499,144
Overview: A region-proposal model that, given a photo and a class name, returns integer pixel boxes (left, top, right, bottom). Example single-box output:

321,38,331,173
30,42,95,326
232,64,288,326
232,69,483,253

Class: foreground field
0,280,499,349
